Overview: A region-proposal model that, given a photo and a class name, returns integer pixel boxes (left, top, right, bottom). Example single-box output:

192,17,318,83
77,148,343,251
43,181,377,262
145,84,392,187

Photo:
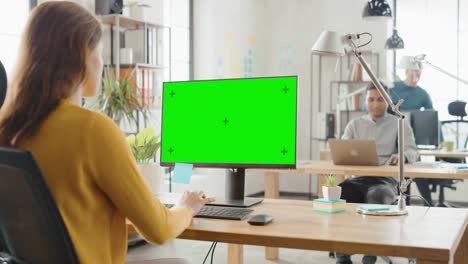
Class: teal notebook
313,208,346,214
357,205,390,212
313,199,346,204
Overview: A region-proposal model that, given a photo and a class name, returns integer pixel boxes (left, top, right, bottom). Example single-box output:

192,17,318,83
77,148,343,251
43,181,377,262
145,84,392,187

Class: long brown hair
0,1,102,146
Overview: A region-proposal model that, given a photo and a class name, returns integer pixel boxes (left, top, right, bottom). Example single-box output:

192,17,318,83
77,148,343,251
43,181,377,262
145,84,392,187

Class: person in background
391,59,435,206
336,82,418,264
0,2,213,263
391,61,433,111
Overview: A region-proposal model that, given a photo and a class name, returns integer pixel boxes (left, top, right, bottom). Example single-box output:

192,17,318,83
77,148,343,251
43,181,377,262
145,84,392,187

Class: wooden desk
257,159,468,260
128,198,468,264
320,149,468,160
258,160,468,199
419,149,468,159
288,160,468,180
317,149,468,197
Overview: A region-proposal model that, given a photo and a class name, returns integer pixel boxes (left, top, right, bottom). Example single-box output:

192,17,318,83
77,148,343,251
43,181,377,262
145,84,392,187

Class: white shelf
105,63,169,70
98,14,169,30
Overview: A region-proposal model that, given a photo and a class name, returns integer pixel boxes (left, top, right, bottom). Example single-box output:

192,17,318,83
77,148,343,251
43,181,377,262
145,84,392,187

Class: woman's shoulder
59,100,118,132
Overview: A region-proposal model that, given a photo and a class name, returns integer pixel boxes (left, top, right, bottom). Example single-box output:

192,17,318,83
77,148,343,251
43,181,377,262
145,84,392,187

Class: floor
126,239,411,264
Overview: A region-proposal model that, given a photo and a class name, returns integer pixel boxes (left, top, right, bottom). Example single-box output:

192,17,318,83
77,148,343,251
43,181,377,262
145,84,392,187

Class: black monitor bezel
159,76,297,169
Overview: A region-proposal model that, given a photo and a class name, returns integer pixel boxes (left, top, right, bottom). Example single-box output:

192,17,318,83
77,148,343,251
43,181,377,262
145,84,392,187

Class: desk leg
266,247,278,260
264,172,279,260
318,150,329,198
454,226,468,264
227,244,243,264
264,172,279,199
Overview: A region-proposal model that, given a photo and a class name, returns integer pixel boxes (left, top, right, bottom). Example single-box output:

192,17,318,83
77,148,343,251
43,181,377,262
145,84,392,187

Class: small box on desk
313,199,346,214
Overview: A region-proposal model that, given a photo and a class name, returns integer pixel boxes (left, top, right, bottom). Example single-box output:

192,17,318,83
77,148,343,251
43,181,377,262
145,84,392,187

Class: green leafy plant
324,173,337,187
87,67,149,127
126,126,160,163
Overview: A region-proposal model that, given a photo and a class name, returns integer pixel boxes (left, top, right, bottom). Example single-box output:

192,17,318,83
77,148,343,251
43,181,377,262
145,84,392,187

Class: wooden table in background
316,149,468,198
127,198,468,264
260,159,468,201
320,149,468,160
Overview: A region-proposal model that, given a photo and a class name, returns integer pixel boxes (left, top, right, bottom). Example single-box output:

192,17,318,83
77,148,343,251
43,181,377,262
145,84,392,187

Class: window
167,0,191,81
0,1,29,75
395,0,468,121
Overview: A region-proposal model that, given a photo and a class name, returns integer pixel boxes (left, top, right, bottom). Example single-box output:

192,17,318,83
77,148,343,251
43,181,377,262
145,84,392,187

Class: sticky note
172,163,193,184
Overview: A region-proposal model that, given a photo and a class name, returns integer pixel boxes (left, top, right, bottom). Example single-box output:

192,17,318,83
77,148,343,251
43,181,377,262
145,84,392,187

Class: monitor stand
209,168,263,208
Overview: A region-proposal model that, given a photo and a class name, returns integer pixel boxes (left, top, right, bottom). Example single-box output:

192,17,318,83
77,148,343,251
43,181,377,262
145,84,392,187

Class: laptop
329,139,381,166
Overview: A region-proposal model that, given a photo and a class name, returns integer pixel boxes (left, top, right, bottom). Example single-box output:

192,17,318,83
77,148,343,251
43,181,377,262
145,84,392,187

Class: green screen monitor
161,76,297,207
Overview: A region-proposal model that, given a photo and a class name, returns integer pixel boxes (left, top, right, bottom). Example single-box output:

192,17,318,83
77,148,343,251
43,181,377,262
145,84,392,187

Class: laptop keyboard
164,204,253,220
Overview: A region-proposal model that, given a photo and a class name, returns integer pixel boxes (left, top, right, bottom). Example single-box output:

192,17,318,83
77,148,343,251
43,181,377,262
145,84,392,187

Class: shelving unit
311,50,380,113
98,14,172,133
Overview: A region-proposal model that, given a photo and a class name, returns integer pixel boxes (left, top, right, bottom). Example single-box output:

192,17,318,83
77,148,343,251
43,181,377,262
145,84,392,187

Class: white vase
137,163,161,194
322,186,342,201
129,5,145,20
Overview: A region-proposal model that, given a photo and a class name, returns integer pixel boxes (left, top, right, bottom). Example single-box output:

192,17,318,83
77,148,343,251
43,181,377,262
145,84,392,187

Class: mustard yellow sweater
19,100,192,264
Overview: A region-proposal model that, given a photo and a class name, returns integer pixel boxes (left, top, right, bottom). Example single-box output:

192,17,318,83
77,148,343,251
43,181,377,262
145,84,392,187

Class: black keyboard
164,204,253,220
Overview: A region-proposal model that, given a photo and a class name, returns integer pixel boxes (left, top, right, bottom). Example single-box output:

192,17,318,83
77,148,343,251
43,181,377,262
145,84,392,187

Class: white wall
193,0,389,196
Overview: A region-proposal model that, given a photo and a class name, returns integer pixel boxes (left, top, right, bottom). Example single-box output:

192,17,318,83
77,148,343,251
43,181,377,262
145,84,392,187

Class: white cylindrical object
119,48,133,64
137,163,162,193
129,5,144,20
322,186,342,201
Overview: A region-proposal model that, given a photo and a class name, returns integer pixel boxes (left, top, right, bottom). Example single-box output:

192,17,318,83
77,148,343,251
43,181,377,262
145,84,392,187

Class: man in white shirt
335,82,418,264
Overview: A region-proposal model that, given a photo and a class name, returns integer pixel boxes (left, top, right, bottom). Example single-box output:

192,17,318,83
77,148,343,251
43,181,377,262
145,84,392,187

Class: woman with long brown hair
0,2,213,263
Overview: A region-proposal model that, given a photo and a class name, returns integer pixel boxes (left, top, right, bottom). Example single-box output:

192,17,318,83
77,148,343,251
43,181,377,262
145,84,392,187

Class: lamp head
398,56,422,70
362,0,392,20
413,54,426,62
311,31,346,56
385,29,404,50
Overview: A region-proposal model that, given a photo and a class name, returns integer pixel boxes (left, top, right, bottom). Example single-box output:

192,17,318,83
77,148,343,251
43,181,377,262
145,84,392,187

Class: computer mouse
247,214,273,225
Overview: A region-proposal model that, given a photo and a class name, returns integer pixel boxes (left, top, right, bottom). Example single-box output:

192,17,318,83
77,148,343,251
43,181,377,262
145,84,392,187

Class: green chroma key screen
160,76,297,168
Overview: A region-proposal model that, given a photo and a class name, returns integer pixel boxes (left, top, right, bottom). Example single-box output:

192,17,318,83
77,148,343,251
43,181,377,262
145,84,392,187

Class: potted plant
124,1,151,20
86,67,149,128
127,126,161,193
322,173,342,201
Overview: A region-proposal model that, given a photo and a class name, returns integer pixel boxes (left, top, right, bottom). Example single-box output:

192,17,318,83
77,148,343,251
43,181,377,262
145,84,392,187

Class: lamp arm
347,36,408,212
347,39,404,116
422,60,468,86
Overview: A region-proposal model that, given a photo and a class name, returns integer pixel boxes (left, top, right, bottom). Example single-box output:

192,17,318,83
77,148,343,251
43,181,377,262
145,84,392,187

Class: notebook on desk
329,139,382,166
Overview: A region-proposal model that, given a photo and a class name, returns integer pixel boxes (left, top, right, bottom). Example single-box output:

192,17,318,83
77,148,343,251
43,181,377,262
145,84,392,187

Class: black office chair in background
0,148,79,264
434,100,467,207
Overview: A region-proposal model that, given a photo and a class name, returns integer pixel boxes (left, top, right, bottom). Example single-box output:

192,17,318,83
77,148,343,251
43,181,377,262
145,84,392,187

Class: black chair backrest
0,148,78,264
0,60,7,107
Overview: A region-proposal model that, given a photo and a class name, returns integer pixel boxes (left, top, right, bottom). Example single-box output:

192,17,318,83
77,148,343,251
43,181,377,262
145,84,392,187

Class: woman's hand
174,191,215,216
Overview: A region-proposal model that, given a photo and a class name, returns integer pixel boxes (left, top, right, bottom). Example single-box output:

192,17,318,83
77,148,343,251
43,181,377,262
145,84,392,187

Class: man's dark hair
366,81,389,94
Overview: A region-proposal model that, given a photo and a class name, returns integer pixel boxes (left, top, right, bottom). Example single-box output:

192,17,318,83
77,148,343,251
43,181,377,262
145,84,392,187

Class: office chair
434,101,467,207
0,148,79,264
0,60,7,107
